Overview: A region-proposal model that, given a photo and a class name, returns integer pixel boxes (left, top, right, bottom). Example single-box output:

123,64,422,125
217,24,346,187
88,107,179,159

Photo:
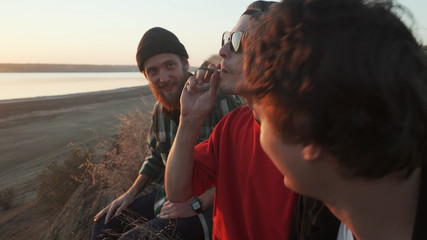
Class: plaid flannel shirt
139,90,242,240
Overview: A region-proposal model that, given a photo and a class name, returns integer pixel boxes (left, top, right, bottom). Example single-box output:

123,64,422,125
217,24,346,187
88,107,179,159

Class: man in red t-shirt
164,1,298,239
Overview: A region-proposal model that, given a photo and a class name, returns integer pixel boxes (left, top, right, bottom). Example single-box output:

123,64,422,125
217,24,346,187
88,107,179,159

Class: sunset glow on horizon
0,0,426,67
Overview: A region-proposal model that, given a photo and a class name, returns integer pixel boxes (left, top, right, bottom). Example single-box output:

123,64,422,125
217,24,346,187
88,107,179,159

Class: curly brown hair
242,0,427,179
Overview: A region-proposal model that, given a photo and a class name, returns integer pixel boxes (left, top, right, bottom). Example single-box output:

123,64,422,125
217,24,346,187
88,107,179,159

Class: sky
0,0,426,67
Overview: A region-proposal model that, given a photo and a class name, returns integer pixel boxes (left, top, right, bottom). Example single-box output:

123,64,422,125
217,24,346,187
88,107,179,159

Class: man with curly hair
243,0,427,239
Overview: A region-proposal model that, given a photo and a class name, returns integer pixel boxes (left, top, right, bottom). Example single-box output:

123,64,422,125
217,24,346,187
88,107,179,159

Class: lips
220,66,229,74
160,84,174,92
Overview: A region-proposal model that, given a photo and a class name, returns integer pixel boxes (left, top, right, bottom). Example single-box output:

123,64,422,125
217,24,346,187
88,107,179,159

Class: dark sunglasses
222,31,247,53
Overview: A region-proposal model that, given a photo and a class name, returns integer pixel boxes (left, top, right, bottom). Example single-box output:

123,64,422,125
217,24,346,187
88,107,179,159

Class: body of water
0,72,148,101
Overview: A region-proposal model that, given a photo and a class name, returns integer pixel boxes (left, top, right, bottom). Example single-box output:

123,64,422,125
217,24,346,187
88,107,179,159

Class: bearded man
92,27,241,240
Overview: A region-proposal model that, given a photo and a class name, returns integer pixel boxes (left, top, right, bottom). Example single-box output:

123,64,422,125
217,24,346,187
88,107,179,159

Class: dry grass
88,110,149,189
0,87,156,239
36,147,93,214
41,108,154,239
0,106,155,239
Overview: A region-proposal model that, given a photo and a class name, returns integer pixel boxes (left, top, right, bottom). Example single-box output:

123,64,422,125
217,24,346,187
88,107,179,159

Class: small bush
36,147,93,214
0,187,15,210
88,110,149,190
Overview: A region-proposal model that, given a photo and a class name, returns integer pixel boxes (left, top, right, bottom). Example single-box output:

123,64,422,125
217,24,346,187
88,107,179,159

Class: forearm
197,187,215,211
165,119,203,202
126,174,152,198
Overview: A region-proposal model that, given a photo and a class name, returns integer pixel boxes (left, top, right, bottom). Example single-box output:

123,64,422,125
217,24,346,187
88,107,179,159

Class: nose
219,41,230,60
159,68,169,83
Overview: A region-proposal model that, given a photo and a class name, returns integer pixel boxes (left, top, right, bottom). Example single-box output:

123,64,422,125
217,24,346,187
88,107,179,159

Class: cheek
227,54,243,75
260,123,286,174
234,56,243,75
259,124,272,155
170,69,181,80
168,69,185,89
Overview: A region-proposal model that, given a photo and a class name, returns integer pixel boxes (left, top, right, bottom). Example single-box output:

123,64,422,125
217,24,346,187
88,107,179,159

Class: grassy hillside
0,104,155,239
41,110,153,239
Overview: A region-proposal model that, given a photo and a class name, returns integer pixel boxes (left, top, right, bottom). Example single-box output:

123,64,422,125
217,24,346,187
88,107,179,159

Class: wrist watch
191,197,203,213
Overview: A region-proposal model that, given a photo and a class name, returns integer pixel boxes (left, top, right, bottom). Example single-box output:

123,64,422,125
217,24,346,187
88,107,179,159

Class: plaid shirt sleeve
139,103,167,179
197,91,243,141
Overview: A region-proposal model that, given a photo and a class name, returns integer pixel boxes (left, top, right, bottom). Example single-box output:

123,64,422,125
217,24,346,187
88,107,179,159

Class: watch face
192,201,201,209
192,197,202,212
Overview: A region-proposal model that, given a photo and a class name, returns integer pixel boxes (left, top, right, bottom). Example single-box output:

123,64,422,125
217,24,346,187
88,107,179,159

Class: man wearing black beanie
92,27,241,240
136,27,190,111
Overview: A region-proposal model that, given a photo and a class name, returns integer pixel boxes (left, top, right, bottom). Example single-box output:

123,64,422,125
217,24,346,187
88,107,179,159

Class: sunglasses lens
231,32,242,53
222,31,244,52
222,32,230,47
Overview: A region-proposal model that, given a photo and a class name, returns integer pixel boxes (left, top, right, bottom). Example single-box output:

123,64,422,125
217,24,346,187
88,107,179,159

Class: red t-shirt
192,106,298,240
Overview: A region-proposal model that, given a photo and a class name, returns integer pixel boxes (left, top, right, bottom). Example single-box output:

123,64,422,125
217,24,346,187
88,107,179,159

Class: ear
302,144,322,161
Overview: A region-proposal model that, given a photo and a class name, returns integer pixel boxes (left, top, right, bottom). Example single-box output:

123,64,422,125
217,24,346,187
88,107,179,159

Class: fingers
185,76,198,93
158,212,170,219
195,64,218,83
192,64,221,92
115,204,127,218
158,203,170,219
163,201,171,207
186,75,211,93
208,71,220,98
159,201,171,213
157,210,167,219
94,206,108,222
194,69,206,84
157,199,197,219
158,200,176,219
202,64,216,81
104,202,119,224
188,73,208,92
208,63,218,71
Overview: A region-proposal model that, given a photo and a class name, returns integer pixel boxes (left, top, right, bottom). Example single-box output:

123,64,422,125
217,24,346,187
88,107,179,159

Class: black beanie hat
136,27,189,73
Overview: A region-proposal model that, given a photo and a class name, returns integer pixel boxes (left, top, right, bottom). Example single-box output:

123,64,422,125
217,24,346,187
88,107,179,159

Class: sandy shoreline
0,86,156,204
0,86,152,115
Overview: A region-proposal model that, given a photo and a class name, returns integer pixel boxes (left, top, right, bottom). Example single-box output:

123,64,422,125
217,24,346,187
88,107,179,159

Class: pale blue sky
0,0,426,67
